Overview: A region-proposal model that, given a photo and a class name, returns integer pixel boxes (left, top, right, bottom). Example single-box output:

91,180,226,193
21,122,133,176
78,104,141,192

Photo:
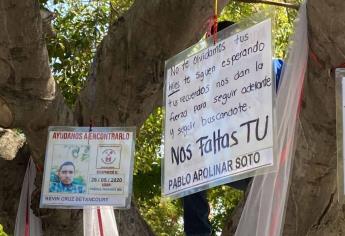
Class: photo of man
49,161,86,193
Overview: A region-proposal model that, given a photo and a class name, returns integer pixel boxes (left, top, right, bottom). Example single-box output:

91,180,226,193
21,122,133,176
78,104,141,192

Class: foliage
273,3,299,58
133,107,244,235
208,186,243,234
133,108,185,235
219,2,256,23
0,225,8,236
44,0,133,106
137,195,184,236
220,0,301,58
134,107,163,175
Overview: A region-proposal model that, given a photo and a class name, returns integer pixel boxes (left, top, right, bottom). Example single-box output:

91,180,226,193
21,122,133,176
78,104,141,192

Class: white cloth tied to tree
83,206,119,236
235,1,308,236
14,157,42,236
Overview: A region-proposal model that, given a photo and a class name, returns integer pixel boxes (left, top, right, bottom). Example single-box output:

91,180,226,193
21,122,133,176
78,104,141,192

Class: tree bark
283,0,345,235
0,0,230,235
222,0,345,235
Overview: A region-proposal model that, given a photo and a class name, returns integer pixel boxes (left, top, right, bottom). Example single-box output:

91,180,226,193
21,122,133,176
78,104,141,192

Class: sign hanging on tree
40,127,135,208
162,18,275,198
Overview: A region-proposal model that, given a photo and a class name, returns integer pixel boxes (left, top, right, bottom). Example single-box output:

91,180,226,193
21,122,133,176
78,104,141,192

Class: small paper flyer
40,126,135,209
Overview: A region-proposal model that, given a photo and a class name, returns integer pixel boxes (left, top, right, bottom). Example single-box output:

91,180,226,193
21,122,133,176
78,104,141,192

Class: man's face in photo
58,164,75,185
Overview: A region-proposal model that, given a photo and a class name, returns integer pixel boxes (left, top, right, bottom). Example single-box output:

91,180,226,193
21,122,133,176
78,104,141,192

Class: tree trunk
0,0,229,235
222,1,345,235
283,0,345,235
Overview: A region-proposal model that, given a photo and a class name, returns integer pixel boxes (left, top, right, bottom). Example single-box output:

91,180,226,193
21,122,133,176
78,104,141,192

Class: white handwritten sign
40,127,135,208
163,19,274,198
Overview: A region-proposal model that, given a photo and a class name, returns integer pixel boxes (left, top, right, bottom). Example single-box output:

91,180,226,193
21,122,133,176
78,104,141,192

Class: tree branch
77,0,230,128
235,0,300,10
0,0,74,164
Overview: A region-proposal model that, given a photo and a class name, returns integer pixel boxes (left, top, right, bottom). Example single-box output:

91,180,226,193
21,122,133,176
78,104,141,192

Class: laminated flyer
40,126,135,209
163,17,275,198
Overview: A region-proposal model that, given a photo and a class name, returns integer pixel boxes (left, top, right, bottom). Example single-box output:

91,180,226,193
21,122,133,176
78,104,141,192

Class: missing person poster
40,126,135,209
163,18,274,198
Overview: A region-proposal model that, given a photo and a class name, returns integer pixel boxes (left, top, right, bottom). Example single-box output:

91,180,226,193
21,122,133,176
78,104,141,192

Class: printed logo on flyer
97,144,122,169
